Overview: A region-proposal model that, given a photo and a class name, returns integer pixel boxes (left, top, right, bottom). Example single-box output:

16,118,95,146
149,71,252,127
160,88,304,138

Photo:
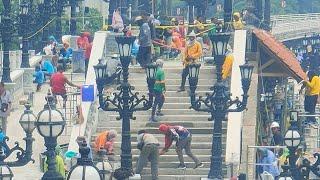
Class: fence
55,72,85,137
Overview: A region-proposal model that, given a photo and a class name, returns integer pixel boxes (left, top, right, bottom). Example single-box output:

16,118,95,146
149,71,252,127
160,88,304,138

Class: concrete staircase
91,61,228,180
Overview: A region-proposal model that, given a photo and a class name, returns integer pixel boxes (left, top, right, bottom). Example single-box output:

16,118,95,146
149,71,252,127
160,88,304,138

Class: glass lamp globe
19,103,36,134
36,94,65,138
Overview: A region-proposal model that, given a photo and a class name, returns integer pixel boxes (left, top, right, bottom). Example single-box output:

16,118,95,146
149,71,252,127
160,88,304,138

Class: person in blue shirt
42,59,56,80
33,65,44,92
59,43,73,70
258,148,280,179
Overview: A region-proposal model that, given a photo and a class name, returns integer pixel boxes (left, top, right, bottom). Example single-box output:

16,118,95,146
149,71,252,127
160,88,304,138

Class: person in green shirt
150,59,166,122
44,145,66,178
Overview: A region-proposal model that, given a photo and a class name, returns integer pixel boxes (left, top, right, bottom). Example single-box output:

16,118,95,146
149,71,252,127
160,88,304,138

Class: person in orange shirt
94,130,117,154
177,31,202,92
170,36,182,58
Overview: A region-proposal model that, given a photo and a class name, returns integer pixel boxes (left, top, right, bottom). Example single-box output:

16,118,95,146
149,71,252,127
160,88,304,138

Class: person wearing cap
270,122,283,146
135,130,160,179
232,12,244,30
158,124,203,169
135,16,152,69
149,59,166,122
177,31,202,92
94,130,117,154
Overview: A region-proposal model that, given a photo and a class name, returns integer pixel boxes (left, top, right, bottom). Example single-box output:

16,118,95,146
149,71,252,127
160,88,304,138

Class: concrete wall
239,52,259,179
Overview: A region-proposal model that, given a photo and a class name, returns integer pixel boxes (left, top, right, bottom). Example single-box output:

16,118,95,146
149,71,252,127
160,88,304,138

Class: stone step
91,134,226,145
130,79,215,86
99,154,221,163
102,114,212,122
129,66,216,74
96,126,223,134
106,109,210,116
128,84,212,91
91,142,225,150
135,91,213,98
134,161,212,169
98,121,216,128
161,103,192,109
140,175,207,180
140,168,210,175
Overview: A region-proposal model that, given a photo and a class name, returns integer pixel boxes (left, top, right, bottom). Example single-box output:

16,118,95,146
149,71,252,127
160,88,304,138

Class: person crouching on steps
177,31,202,92
149,59,166,122
135,130,160,180
158,124,203,169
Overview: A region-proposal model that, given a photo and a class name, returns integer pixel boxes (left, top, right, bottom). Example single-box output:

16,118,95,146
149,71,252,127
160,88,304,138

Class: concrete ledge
29,55,43,67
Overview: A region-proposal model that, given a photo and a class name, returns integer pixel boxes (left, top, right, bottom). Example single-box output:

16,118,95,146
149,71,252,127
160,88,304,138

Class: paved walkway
7,72,85,179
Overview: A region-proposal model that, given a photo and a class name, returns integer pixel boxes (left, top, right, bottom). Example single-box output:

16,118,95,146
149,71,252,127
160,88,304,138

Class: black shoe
194,163,203,169
156,111,164,116
177,164,186,169
209,86,214,91
177,87,185,92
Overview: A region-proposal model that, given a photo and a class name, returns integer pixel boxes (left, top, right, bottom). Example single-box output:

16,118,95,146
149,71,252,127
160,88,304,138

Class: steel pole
119,56,132,172
208,55,225,179
55,0,63,42
70,0,77,35
21,12,30,68
42,137,64,180
42,0,51,48
1,2,12,83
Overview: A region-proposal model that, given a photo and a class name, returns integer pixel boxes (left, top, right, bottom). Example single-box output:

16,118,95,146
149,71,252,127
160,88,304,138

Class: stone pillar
263,0,271,30
20,68,35,95
239,53,259,179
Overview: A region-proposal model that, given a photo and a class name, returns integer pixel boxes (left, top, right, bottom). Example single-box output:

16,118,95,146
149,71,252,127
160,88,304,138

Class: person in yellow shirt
232,12,245,30
177,31,202,92
303,71,320,124
44,145,66,178
210,47,234,91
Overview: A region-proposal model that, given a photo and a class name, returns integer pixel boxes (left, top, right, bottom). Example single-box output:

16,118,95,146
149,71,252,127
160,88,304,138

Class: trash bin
72,50,85,73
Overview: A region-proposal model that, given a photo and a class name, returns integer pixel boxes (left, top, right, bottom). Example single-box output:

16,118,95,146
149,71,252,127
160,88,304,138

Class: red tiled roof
253,28,307,81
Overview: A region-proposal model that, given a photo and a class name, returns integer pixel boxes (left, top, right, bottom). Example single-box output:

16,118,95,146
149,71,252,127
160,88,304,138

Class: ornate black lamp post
0,0,13,83
36,93,65,180
284,111,320,180
54,0,65,41
69,0,77,35
94,36,156,174
279,161,293,180
188,32,254,179
19,0,30,68
38,0,51,47
0,103,36,167
67,144,102,180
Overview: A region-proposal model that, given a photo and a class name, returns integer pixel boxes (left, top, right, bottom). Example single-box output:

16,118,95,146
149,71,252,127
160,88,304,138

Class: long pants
85,59,89,79
176,136,200,165
136,144,159,180
0,117,7,134
304,95,318,123
151,92,165,117
180,67,189,88
137,46,152,68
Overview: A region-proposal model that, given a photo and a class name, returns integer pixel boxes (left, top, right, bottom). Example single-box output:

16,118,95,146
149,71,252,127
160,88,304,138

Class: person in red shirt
76,32,90,50
158,124,203,169
50,65,80,107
